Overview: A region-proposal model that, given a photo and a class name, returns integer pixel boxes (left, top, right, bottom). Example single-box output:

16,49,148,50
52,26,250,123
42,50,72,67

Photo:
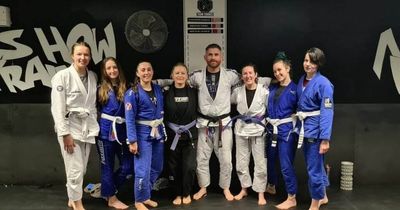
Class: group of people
51,41,333,210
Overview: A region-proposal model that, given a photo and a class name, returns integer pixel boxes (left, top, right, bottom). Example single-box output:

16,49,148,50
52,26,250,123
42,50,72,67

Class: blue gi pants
267,134,298,195
134,139,164,202
96,138,134,197
303,138,329,199
279,134,298,195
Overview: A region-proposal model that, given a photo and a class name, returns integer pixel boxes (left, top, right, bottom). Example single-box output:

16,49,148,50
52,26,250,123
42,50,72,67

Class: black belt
198,112,230,147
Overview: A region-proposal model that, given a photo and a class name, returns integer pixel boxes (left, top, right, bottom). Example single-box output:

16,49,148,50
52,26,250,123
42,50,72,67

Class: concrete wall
0,104,399,186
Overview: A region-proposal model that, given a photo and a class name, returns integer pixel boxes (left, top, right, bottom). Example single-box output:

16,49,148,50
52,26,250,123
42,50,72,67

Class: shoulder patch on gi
127,89,134,96
125,102,132,110
324,97,333,108
56,85,64,92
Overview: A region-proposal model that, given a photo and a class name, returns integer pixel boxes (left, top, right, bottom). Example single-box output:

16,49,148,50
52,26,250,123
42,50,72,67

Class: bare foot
276,195,296,209
223,189,234,201
172,196,182,205
108,195,129,209
70,200,85,210
68,200,74,208
258,192,267,206
193,188,207,200
234,188,248,200
266,184,276,195
182,195,191,204
135,202,148,210
319,195,329,207
143,199,158,208
308,199,320,210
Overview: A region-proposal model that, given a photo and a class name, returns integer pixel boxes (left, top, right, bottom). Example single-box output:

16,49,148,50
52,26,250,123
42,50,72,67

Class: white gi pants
58,137,91,201
235,135,267,192
196,127,233,189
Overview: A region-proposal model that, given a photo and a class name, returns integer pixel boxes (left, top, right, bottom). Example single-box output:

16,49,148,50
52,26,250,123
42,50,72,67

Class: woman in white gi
230,64,268,205
297,48,333,210
51,41,99,210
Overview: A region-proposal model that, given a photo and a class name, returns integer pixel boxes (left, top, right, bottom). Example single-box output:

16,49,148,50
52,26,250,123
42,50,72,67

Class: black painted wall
1,0,400,103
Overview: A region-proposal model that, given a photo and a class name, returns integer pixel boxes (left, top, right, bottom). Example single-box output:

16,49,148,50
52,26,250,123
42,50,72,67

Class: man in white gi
51,41,99,210
191,43,240,201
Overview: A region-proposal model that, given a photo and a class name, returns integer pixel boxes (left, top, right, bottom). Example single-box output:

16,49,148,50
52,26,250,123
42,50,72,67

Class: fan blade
129,30,146,46
137,13,156,29
149,31,167,47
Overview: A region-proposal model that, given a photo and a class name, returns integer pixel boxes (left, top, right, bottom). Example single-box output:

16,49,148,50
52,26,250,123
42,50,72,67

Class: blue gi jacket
125,83,165,143
267,81,298,141
297,72,334,140
98,89,126,141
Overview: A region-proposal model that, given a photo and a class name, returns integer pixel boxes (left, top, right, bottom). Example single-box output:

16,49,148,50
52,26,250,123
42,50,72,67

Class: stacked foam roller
340,161,354,190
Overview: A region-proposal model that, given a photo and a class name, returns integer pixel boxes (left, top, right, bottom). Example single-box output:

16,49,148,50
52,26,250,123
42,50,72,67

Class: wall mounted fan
125,10,169,54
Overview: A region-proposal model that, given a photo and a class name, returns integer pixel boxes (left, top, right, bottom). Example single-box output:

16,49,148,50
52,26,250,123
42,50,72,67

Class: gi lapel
69,65,88,101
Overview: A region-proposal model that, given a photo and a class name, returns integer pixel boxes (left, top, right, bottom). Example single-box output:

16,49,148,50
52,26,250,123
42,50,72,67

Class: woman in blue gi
125,61,165,210
164,63,198,205
265,52,298,209
297,48,333,210
97,57,132,209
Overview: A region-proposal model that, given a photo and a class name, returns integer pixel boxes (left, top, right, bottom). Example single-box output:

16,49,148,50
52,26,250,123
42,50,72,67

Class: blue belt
224,115,266,131
167,120,197,150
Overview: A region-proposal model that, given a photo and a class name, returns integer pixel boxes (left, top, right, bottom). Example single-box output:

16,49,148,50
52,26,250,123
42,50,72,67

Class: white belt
101,113,125,145
266,115,296,147
137,118,164,139
68,107,90,138
295,110,321,148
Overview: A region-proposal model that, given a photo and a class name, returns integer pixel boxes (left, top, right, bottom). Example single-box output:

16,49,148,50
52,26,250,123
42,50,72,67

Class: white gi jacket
189,67,240,127
51,65,99,144
231,83,269,136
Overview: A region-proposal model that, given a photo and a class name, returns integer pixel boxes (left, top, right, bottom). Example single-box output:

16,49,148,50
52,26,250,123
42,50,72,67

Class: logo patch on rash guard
174,96,189,102
125,102,132,110
56,85,63,92
324,98,333,108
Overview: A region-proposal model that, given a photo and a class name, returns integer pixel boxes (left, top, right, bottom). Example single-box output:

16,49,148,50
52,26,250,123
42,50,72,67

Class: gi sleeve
228,69,241,87
189,70,201,89
258,77,272,87
231,87,238,104
124,89,138,143
50,73,70,137
154,79,173,87
319,82,334,140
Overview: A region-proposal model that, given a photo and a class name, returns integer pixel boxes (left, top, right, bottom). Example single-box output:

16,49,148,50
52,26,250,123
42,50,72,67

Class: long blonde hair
98,57,127,105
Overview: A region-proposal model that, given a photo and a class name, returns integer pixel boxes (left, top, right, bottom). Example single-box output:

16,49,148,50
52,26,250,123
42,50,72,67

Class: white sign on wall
183,0,227,72
0,6,11,27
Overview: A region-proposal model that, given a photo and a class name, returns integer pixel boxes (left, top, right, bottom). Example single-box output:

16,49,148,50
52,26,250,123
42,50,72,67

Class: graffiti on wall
373,28,400,95
0,22,115,93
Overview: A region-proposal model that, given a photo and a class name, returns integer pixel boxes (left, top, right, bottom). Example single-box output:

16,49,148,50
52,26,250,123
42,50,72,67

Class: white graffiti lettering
0,22,116,93
373,28,400,94
0,29,33,60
